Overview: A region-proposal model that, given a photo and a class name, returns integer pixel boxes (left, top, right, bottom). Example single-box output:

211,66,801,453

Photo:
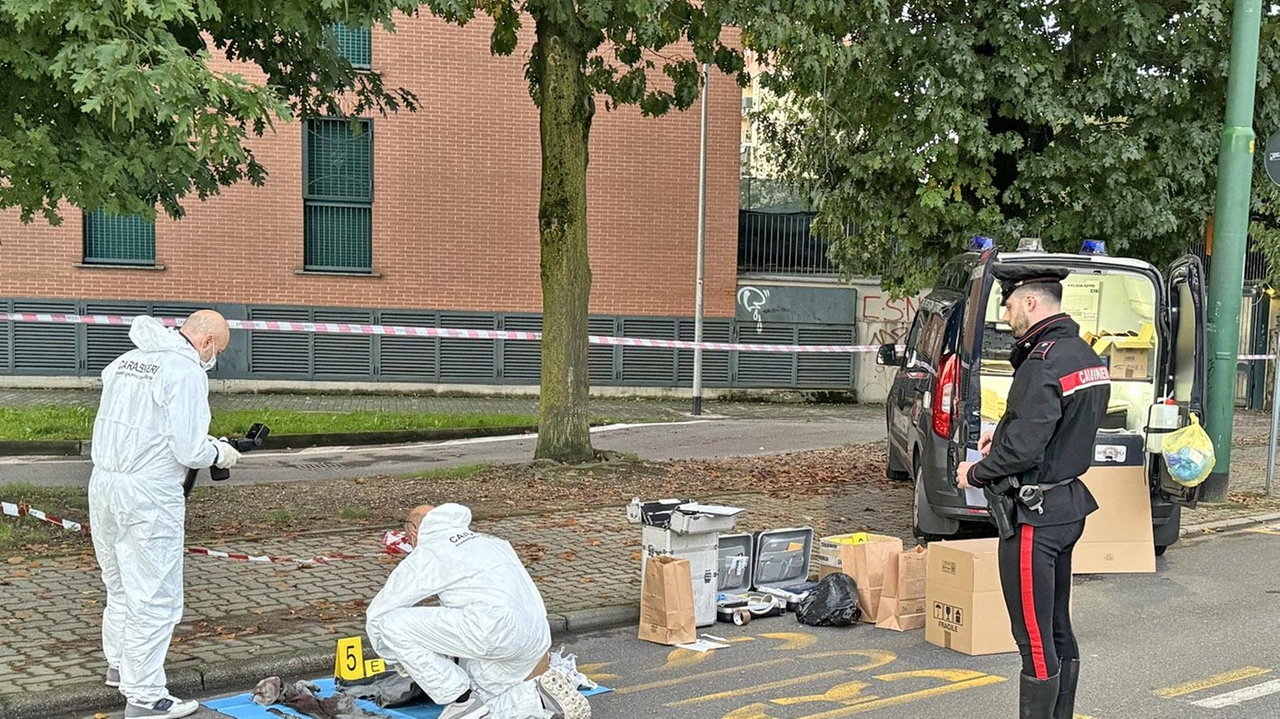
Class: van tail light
933,353,958,438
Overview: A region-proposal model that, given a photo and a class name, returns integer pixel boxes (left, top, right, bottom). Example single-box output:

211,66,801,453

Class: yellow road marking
660,637,756,671
799,650,898,671
576,663,611,673
771,680,874,706
1154,666,1272,698
666,669,847,706
762,632,818,651
1245,529,1280,536
875,668,990,683
616,658,793,695
790,675,1006,719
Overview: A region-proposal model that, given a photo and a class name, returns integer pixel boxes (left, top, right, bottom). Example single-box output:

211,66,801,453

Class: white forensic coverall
366,504,553,719
89,316,221,705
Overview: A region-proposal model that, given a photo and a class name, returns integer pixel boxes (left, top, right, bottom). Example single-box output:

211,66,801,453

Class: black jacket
967,314,1111,526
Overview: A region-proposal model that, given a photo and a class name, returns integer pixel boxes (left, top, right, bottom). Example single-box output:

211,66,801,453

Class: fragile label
933,601,964,631
941,560,957,576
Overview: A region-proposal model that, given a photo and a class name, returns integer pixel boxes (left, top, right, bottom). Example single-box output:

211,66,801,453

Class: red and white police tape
0,311,879,355
2,500,410,566
2,311,1273,360
1,500,87,534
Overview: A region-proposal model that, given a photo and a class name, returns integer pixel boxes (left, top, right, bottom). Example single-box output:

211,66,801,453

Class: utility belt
983,475,1078,539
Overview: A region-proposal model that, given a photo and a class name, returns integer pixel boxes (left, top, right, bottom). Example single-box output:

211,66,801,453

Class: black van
877,237,1207,554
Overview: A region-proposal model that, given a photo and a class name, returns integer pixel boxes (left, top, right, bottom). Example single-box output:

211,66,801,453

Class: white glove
213,440,241,469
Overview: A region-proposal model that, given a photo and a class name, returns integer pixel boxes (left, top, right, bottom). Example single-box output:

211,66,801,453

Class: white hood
129,315,197,362
417,503,472,538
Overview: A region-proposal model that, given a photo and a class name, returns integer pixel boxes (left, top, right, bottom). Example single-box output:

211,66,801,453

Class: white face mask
199,344,217,372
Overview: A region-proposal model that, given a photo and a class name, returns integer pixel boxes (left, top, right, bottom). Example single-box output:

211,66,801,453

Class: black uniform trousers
997,519,1086,680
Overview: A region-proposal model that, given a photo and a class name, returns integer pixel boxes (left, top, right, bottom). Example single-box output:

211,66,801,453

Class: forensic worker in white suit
367,503,589,719
90,311,240,719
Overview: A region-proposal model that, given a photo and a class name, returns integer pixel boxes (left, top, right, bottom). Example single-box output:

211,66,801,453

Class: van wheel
1155,545,1168,557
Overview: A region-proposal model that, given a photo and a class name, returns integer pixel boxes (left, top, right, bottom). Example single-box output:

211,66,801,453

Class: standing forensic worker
957,266,1110,719
90,311,240,719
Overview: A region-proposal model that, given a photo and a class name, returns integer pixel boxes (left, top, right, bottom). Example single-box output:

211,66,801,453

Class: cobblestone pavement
0,481,915,699
0,388,869,421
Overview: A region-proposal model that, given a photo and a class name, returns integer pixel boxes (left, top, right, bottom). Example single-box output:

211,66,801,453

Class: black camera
183,423,271,496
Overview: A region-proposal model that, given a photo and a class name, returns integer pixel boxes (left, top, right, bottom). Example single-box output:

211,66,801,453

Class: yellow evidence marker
335,636,387,681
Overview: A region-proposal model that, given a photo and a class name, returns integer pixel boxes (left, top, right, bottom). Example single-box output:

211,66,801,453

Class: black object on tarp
335,670,429,708
795,572,862,627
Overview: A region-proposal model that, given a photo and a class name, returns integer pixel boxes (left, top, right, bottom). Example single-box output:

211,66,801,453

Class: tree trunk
532,21,595,463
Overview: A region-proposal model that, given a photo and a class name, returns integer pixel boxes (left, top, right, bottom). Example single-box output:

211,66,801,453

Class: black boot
1053,659,1080,719
1020,672,1061,719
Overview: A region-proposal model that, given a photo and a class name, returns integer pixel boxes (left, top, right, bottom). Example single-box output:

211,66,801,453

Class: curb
1179,510,1280,537
0,607,639,719
0,439,83,457
0,426,541,458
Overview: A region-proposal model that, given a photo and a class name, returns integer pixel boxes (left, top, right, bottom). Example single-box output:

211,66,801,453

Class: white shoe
438,696,490,719
105,666,120,687
124,695,200,718
536,671,592,719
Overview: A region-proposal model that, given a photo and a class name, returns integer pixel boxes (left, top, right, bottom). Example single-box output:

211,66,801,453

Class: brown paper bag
638,556,696,645
876,546,928,631
820,534,904,624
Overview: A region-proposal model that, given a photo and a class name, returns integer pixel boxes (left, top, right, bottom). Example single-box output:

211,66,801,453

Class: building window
303,118,373,273
82,210,156,266
332,23,372,70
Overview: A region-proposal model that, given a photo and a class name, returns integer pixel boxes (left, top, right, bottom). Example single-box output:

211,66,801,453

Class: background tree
745,1,1280,296
0,0,744,462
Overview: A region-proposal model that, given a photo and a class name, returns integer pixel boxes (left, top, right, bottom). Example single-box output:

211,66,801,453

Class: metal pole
1267,354,1279,495
1202,0,1263,502
692,63,709,416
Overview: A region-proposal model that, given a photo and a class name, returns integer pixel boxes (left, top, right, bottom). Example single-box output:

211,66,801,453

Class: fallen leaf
6,557,23,565
10,570,28,579
630,552,642,562
587,539,602,547
559,551,577,562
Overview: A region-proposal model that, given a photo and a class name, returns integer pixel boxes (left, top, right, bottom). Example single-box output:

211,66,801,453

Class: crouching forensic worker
367,503,588,719
956,266,1110,719
90,311,239,718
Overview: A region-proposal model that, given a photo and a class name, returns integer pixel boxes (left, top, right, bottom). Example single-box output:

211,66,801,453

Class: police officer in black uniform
957,265,1110,719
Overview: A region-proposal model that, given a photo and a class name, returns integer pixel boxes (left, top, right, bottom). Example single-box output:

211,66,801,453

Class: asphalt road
0,417,886,488
82,524,1280,719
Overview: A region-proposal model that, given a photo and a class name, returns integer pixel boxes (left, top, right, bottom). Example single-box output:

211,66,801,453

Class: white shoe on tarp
123,695,200,718
438,696,491,719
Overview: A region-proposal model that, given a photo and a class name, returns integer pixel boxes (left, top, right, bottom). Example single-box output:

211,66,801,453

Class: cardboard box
817,533,903,623
1073,466,1156,574
925,538,1017,656
1092,324,1155,380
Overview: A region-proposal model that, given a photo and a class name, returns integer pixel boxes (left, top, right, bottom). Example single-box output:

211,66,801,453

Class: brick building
1,17,864,392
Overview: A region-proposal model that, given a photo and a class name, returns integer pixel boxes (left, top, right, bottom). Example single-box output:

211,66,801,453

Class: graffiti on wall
856,291,922,403
737,286,772,334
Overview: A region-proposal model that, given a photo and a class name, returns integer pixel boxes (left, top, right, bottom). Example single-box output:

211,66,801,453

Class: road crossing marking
1154,666,1272,698
666,670,847,706
1192,678,1280,709
615,658,793,695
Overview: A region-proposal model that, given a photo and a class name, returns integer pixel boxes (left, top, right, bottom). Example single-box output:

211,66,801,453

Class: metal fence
0,298,860,391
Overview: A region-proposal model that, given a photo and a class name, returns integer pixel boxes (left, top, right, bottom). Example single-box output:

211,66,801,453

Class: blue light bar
1080,239,1108,256
970,236,994,251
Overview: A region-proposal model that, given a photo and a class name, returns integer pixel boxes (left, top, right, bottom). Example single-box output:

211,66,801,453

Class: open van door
1159,255,1208,506
949,247,999,482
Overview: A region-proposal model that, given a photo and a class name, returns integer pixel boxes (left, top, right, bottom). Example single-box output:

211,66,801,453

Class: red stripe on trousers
1021,525,1049,679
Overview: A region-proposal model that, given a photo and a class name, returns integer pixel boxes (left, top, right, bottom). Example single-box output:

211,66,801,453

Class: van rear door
949,247,999,482
1158,255,1208,506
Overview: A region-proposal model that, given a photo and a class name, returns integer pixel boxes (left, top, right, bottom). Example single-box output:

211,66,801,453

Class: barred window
82,210,156,266
303,118,373,273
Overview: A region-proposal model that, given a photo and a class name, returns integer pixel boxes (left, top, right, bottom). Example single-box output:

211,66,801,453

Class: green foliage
744,1,1280,295
0,0,420,224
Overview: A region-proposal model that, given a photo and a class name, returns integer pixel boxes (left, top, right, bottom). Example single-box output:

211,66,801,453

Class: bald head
180,310,230,365
404,504,435,545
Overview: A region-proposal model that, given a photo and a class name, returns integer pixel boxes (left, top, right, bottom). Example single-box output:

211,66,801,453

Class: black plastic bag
795,572,862,627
